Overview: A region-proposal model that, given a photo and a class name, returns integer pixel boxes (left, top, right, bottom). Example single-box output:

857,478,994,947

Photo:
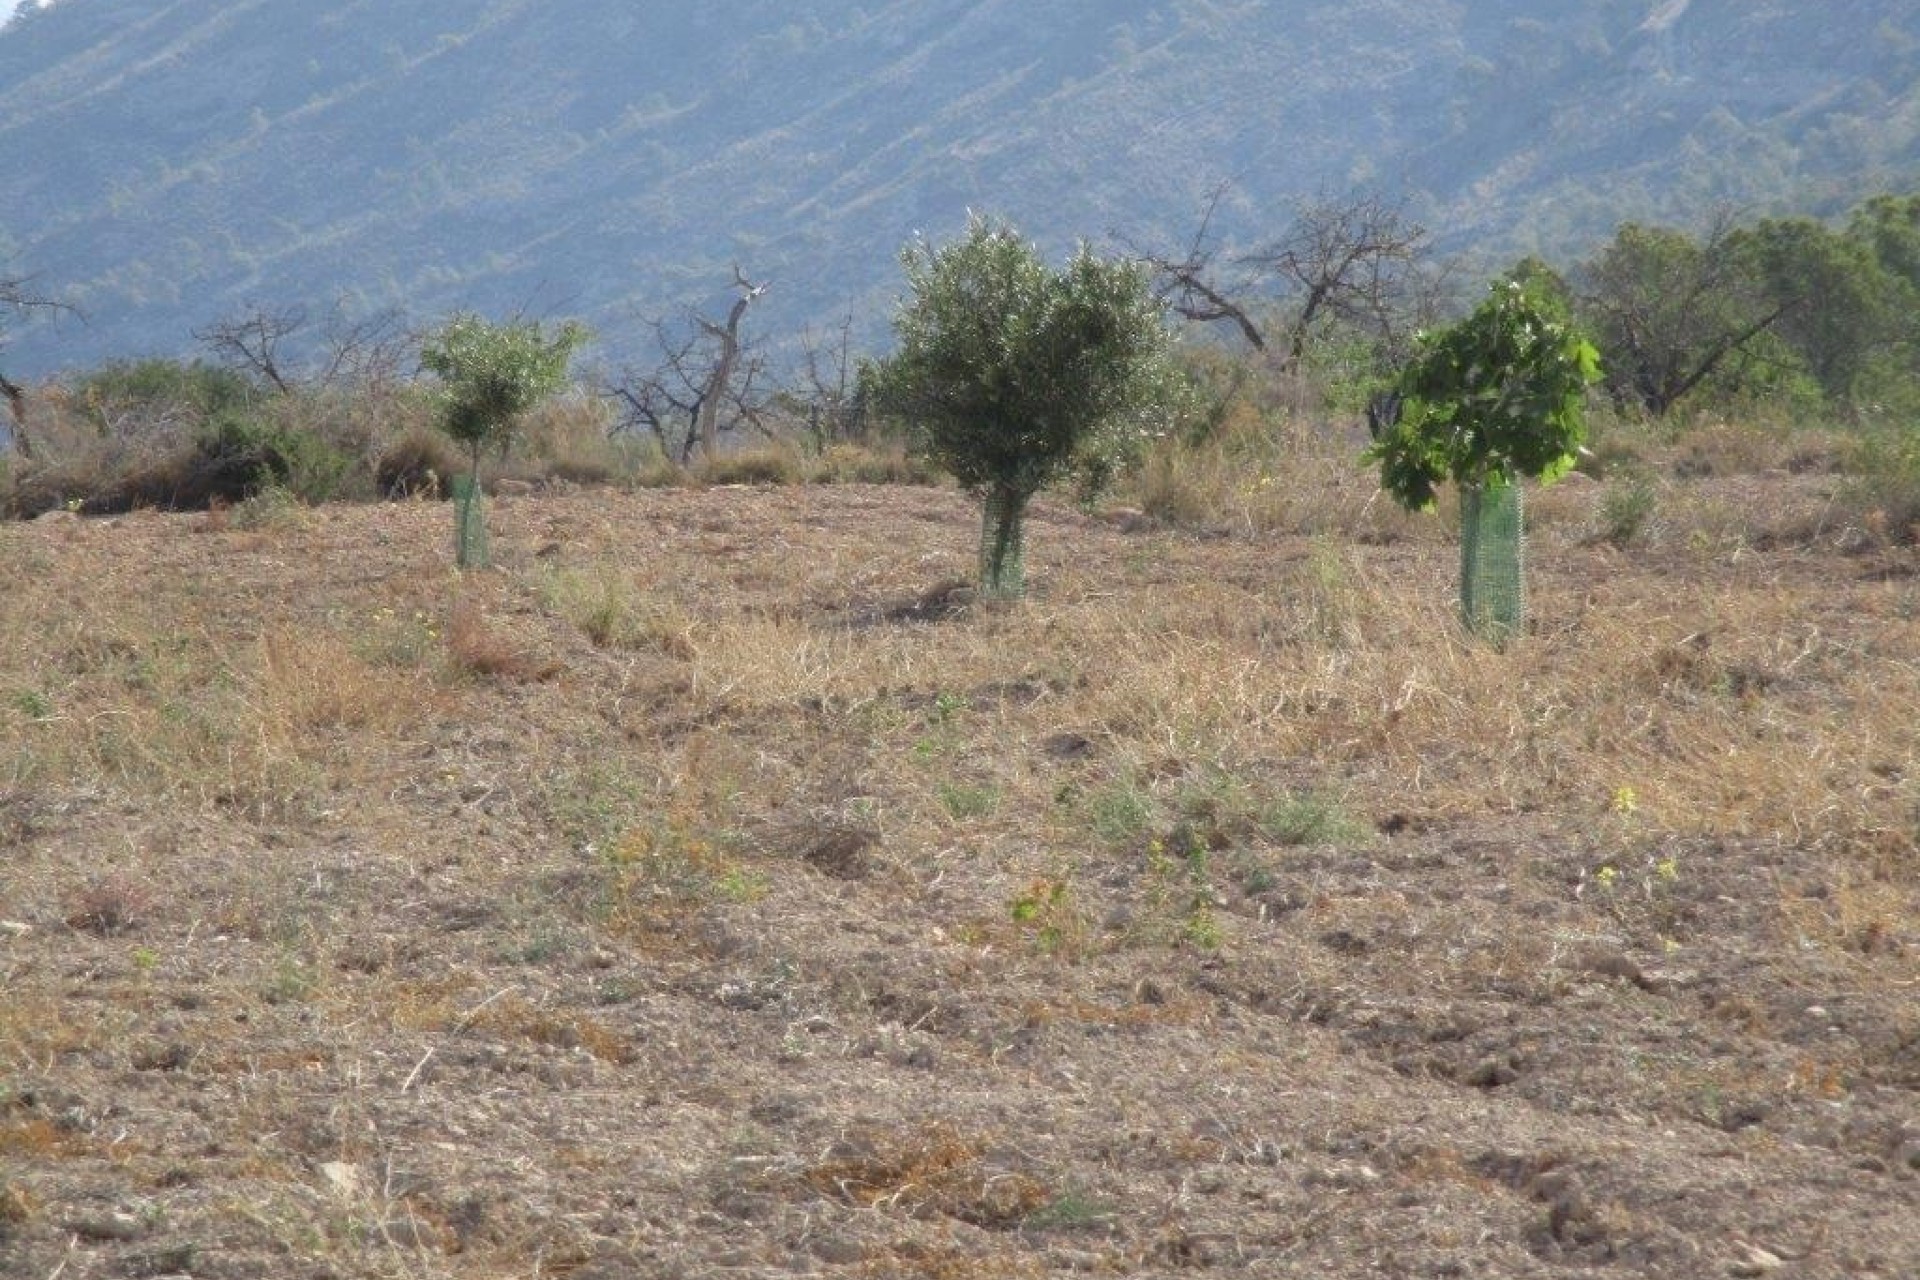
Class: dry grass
0,467,1915,1278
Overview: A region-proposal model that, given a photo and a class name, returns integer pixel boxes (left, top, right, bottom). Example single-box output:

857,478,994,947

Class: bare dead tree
315,306,412,394
607,268,771,464
195,303,307,394
1,274,73,459
1244,193,1434,367
1120,183,1269,351
692,266,769,460
788,314,866,448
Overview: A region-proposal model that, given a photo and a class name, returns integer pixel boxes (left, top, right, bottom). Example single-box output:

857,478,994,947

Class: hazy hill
1,0,1916,375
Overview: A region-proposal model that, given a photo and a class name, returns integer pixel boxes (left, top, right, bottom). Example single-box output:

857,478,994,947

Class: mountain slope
1,0,1916,375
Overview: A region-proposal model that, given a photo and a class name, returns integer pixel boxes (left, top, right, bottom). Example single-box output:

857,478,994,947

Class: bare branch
1,274,75,458
1119,182,1269,351
1244,193,1431,365
194,303,308,395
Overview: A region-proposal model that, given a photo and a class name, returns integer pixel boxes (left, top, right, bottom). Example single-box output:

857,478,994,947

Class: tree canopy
1369,279,1600,512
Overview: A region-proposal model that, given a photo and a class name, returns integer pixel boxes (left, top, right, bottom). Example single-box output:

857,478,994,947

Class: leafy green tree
1730,215,1893,406
1847,194,1920,411
421,314,587,480
1367,278,1599,642
421,313,586,566
868,217,1176,598
1577,221,1786,417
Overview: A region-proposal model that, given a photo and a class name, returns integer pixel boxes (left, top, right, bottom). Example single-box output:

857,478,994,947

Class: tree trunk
0,374,29,459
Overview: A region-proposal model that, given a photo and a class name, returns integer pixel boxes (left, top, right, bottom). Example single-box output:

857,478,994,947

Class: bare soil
1,473,1915,1279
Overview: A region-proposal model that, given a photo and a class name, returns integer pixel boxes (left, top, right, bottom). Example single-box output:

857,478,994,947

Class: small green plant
1085,776,1154,846
1258,789,1365,847
1008,877,1084,955
937,780,1000,821
8,689,52,720
1366,277,1600,643
420,313,587,568
1143,834,1221,950
1596,469,1657,547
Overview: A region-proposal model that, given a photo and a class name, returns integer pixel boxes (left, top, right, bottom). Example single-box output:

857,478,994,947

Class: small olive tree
869,216,1176,598
421,314,586,567
1365,279,1599,643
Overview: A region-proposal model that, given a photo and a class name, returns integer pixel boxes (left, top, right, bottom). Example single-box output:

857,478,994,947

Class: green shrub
1843,426,1920,544
1596,469,1658,547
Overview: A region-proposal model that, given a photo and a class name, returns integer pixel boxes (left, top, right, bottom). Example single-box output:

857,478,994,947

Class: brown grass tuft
63,871,154,936
445,595,555,680
804,1121,1052,1228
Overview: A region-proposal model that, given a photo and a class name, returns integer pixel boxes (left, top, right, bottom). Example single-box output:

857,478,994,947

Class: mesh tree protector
452,474,489,569
1459,480,1524,645
978,488,1027,600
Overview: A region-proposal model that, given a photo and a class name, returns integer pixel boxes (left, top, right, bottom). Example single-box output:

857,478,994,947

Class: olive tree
420,313,586,566
869,217,1176,598
1366,279,1599,643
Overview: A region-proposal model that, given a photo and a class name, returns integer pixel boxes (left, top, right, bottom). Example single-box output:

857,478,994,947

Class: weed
1008,877,1087,956
1085,775,1154,846
64,872,153,936
937,780,1000,821
7,689,52,721
1258,789,1366,847
1595,469,1657,547
801,1120,1051,1227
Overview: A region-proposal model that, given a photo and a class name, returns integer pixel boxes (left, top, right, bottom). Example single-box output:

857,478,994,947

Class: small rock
810,1234,864,1265
1050,1249,1107,1272
319,1161,361,1197
379,1217,441,1249
1190,1169,1230,1195
64,1211,145,1241
1463,1056,1520,1088
1728,1242,1786,1275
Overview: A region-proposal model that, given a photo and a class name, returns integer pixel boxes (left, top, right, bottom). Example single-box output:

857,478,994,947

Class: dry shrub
445,597,553,681
694,443,805,486
63,871,154,935
1839,426,1920,545
803,1121,1051,1227
516,396,628,485
374,426,459,499
255,628,426,732
540,565,697,657
1669,418,1805,477
1127,411,1416,542
809,441,946,486
463,993,635,1064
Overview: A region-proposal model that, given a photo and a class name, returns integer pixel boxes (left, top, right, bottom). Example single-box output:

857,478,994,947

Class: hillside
1,458,1917,1278
1,0,1917,373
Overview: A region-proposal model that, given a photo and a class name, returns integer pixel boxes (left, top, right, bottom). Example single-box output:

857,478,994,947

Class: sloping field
1,472,1915,1278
